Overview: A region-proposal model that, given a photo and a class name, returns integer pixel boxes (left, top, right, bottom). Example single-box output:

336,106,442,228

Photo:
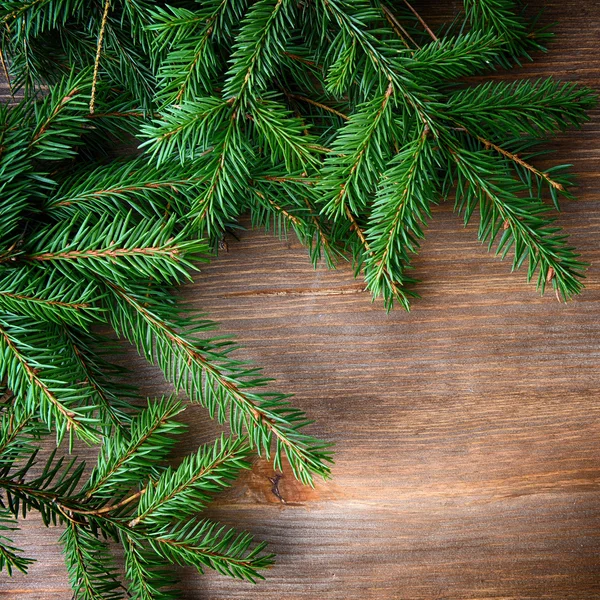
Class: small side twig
90,0,111,114
401,0,438,43
381,3,419,50
285,92,349,121
476,135,565,191
0,47,12,96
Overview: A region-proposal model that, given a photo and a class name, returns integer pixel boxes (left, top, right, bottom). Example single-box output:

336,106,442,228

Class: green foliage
0,508,34,575
364,132,437,310
136,0,592,310
0,0,595,596
1,397,276,593
320,84,398,218
446,79,595,138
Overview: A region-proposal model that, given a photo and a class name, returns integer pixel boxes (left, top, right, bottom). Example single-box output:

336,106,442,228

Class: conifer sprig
0,0,595,596
138,0,595,308
0,397,275,590
0,2,334,588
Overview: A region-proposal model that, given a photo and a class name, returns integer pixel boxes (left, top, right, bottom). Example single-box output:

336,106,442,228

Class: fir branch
25,214,206,286
59,327,133,431
222,0,295,106
104,282,332,486
250,96,321,170
145,519,274,582
139,97,231,165
254,175,339,266
123,533,176,599
320,82,396,218
446,79,596,139
82,396,185,499
130,435,250,527
450,144,585,300
45,158,202,219
0,269,98,328
0,317,98,443
61,523,125,600
319,0,435,122
0,407,38,468
364,131,436,310
149,1,243,105
463,0,532,62
0,509,34,576
398,31,505,81
189,116,249,233
29,70,91,161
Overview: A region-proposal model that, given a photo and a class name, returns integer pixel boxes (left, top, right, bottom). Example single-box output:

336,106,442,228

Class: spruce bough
0,0,595,596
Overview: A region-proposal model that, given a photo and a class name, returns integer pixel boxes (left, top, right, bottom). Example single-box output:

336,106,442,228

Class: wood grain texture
2,1,600,598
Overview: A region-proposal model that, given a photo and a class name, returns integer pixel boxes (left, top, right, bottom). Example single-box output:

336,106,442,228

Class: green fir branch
0,1,595,596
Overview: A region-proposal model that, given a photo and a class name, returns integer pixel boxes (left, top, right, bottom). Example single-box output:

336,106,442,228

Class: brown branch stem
29,246,181,262
381,3,419,50
401,0,438,42
70,489,146,516
0,291,89,310
285,92,349,120
476,135,564,191
90,0,111,114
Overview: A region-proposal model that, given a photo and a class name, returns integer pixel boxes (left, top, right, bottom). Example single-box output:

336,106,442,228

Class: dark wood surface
2,1,600,598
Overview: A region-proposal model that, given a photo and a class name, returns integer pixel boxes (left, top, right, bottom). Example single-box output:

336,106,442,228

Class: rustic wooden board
2,1,600,598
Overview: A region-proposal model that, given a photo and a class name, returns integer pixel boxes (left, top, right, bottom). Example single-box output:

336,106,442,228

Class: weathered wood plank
2,1,600,598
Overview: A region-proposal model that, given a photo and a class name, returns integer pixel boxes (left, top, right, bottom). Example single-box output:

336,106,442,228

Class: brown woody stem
90,0,111,114
401,0,438,42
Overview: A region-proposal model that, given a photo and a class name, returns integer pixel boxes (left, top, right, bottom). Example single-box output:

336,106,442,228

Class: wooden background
2,1,600,598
